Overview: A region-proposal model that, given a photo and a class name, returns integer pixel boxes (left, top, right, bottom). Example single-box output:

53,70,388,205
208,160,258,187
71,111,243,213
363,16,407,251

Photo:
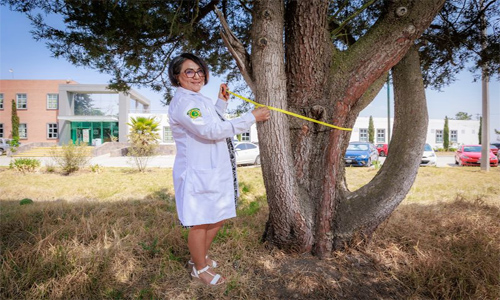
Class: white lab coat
168,87,256,226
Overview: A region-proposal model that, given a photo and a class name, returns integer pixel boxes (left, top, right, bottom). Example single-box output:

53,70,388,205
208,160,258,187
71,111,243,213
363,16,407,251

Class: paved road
0,154,176,168
379,155,457,167
0,155,458,168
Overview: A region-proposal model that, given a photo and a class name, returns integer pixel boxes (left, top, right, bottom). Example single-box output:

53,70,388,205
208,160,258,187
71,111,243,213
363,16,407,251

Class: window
0,93,3,109
450,130,458,142
376,129,385,143
241,132,250,141
436,130,443,143
235,143,257,151
0,123,3,138
163,126,173,143
47,123,58,139
19,123,27,139
47,94,58,109
16,94,27,109
359,128,368,142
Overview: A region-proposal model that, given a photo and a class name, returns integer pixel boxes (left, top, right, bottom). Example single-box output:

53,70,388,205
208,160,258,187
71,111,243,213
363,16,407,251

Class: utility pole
387,73,391,144
480,0,490,171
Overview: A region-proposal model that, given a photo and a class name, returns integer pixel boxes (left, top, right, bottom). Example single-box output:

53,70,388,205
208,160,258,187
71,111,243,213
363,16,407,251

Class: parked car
490,144,499,157
344,142,379,167
0,138,12,155
455,145,498,167
234,142,260,165
376,143,388,157
420,143,437,166
492,143,500,158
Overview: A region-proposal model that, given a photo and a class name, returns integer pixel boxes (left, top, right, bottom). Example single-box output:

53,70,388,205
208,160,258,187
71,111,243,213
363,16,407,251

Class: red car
490,145,499,157
376,143,388,157
455,145,499,167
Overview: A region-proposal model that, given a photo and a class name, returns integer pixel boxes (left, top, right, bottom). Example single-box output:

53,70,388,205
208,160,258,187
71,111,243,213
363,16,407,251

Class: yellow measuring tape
227,90,352,131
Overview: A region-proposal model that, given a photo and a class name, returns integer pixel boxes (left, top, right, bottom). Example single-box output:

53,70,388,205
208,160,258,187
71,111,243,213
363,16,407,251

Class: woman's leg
188,224,209,270
188,224,225,284
205,220,224,263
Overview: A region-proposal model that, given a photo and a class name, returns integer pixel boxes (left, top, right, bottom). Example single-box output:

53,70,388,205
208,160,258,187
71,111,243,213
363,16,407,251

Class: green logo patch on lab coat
187,108,202,119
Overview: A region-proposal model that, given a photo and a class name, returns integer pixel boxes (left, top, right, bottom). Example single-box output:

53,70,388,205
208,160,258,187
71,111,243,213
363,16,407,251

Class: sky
1,7,499,139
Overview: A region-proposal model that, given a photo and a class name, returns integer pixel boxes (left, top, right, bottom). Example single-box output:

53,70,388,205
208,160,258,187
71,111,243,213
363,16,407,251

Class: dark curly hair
168,53,209,87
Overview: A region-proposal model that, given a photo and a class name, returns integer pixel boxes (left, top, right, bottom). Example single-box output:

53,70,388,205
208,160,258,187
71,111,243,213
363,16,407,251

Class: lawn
0,166,498,299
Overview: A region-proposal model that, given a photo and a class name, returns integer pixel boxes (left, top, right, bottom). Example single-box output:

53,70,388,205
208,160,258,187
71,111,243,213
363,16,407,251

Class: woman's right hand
252,107,271,122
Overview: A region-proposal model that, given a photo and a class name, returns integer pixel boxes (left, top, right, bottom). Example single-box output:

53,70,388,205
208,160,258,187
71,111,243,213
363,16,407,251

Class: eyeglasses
183,69,205,78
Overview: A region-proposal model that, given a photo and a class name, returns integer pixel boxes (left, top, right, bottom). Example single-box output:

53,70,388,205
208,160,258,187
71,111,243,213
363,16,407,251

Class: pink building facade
0,80,77,144
0,80,150,145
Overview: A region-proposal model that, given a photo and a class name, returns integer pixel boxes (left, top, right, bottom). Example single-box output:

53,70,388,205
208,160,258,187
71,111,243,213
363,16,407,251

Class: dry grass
0,166,499,299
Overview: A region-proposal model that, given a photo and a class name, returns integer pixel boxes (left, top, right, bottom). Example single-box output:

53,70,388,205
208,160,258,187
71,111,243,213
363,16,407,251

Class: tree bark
251,0,314,251
225,0,444,257
333,45,429,249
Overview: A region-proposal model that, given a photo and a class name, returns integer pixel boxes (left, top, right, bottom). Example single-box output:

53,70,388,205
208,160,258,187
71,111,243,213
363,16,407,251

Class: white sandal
188,255,217,268
191,265,224,286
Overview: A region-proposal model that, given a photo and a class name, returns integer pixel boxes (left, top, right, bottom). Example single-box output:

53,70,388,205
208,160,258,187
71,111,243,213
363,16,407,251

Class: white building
130,113,483,150
129,112,259,145
350,117,481,149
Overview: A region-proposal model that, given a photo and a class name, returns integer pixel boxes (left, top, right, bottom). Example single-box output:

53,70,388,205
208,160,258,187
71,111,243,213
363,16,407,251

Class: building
0,80,150,145
127,112,259,146
350,117,481,149
0,79,485,150
126,114,479,149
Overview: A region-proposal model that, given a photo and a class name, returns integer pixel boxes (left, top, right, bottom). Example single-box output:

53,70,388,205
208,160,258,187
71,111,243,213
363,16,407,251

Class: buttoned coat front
168,87,256,226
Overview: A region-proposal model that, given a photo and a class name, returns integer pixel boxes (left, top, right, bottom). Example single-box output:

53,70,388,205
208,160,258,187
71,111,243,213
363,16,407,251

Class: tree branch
215,7,255,92
334,45,429,248
194,0,221,23
339,0,446,106
330,0,378,39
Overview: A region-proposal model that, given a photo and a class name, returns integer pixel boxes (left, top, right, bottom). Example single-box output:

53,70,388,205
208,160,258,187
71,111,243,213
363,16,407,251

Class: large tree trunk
251,0,314,251
333,45,429,249
220,0,444,257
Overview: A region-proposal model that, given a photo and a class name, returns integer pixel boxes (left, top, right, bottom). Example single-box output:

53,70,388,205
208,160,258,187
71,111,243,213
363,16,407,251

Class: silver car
234,142,260,165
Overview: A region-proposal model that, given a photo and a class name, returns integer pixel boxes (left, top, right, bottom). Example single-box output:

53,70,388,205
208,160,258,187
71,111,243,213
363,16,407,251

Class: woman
167,53,270,286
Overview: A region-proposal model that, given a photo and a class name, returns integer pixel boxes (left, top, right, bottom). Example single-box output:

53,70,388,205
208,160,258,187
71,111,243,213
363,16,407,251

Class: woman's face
178,59,205,93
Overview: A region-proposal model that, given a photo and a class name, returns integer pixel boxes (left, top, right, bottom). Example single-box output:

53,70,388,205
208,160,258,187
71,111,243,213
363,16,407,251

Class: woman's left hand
219,83,230,101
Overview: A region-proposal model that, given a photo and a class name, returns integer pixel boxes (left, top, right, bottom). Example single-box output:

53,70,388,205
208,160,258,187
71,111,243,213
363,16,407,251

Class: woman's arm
171,95,256,141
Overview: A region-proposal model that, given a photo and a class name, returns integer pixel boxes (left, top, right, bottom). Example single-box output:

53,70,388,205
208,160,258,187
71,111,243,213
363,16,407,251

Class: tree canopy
3,0,498,103
454,111,473,120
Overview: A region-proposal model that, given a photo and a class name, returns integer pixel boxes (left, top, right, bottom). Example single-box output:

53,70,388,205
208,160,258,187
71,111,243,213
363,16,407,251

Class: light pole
387,73,391,144
9,69,14,79
480,0,490,172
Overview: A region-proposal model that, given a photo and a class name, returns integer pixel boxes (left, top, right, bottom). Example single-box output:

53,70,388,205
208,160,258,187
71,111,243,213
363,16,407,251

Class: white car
234,142,260,165
0,138,13,155
420,143,437,166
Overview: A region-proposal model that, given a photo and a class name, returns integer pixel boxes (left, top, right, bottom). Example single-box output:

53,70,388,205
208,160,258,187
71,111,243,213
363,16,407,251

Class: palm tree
127,116,160,172
127,116,160,137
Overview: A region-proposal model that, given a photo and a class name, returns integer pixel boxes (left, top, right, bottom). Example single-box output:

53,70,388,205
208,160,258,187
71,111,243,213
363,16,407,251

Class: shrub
50,142,91,175
9,158,41,173
19,198,34,205
90,164,104,173
8,138,20,153
45,162,56,173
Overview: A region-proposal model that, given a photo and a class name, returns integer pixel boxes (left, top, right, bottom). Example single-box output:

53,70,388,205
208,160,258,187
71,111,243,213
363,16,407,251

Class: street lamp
9,69,14,79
